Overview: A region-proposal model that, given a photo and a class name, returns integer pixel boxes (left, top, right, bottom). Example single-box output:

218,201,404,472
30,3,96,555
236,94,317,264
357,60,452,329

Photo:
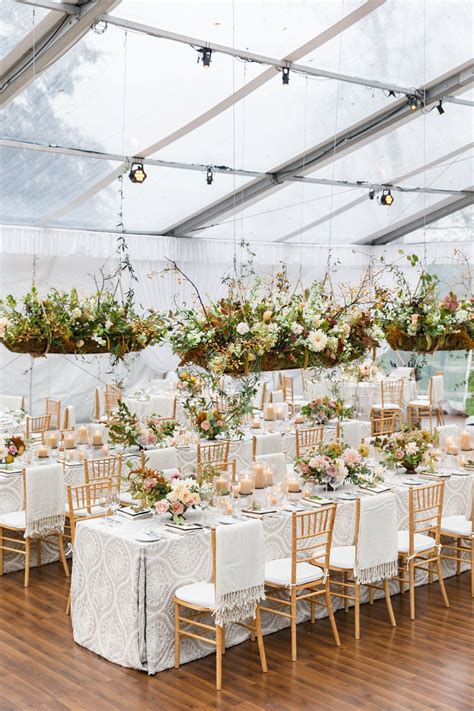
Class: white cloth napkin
25,464,65,539
466,481,473,522
270,389,284,403
431,375,444,405
339,420,362,448
256,452,287,481
214,519,265,626
254,432,282,455
390,367,413,379
355,492,398,584
148,395,175,418
0,395,23,410
63,405,76,429
145,447,178,471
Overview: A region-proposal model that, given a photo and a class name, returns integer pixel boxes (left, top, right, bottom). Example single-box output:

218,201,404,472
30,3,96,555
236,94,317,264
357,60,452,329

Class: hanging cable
298,76,309,282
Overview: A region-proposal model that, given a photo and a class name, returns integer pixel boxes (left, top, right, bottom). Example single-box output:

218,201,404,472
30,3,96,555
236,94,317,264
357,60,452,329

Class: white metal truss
0,0,121,107
358,190,474,245
37,0,384,227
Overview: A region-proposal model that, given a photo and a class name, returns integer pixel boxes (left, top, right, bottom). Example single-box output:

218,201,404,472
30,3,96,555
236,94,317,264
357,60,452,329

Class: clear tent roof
0,0,472,244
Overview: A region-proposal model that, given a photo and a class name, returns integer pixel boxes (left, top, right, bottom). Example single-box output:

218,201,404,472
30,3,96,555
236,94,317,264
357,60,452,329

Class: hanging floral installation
377,254,474,353
165,257,381,376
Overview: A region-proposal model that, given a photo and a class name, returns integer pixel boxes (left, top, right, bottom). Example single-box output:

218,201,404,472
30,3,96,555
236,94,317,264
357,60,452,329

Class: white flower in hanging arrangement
307,329,328,352
236,321,250,335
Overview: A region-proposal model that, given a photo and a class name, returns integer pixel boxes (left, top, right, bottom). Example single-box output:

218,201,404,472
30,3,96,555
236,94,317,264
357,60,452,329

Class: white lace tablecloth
306,380,417,419
71,472,472,675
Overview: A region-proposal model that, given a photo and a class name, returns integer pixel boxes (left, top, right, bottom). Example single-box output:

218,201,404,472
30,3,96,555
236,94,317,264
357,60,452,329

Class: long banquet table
71,471,472,675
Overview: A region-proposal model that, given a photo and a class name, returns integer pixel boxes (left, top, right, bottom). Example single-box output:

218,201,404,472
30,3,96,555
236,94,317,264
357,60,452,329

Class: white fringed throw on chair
214,520,265,626
25,464,65,539
355,493,398,584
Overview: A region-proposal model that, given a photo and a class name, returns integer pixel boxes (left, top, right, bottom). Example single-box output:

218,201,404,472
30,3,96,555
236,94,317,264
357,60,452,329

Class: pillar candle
37,445,49,458
251,418,261,429
265,404,275,421
47,433,58,449
264,469,274,487
214,476,228,494
460,431,471,451
253,463,266,489
294,414,304,424
287,478,300,493
64,435,75,450
91,430,103,446
239,477,254,495
231,483,241,498
446,438,459,455
77,425,89,444
275,407,284,421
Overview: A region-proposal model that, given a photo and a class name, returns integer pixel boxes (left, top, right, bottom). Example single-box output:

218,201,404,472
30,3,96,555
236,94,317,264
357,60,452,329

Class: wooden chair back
105,391,122,417
408,481,445,554
66,478,112,543
197,459,237,484
84,455,123,492
379,380,403,408
295,426,324,457
93,387,102,421
291,504,337,585
370,411,397,437
280,375,294,403
45,399,61,429
26,414,51,438
259,382,267,410
197,440,230,467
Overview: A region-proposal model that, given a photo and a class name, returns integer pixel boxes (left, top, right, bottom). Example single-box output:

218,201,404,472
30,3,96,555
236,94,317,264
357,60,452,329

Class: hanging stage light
282,67,290,85
436,100,445,115
368,188,376,200
206,167,214,185
200,47,212,67
380,189,394,206
129,162,147,184
407,95,419,111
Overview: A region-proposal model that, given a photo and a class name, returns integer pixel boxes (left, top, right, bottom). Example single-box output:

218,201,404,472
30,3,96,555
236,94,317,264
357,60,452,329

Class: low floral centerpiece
344,361,382,383
140,416,177,447
165,261,381,375
193,409,226,440
127,464,171,508
296,441,373,488
377,255,474,353
0,286,164,361
300,396,353,424
108,401,177,448
0,435,26,464
374,428,435,472
156,475,201,524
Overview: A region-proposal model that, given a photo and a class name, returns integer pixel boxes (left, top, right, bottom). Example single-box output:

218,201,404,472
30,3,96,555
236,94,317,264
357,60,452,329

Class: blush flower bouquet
0,435,26,464
296,441,372,487
127,464,171,508
155,475,201,524
374,428,434,472
300,396,353,424
193,409,227,440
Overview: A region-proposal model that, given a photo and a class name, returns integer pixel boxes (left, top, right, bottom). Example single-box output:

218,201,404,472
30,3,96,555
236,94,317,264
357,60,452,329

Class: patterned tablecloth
306,379,417,419
71,472,472,675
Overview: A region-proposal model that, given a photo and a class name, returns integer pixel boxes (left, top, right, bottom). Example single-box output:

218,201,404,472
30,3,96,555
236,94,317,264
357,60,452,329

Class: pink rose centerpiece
300,396,353,424
374,428,434,472
296,441,372,488
162,475,201,524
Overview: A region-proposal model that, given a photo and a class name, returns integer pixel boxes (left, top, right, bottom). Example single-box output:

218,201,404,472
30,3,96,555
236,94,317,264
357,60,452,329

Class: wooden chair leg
255,606,268,673
343,572,349,612
368,586,375,605
58,534,70,578
455,540,462,575
429,560,434,584
24,538,30,588
66,588,71,615
436,558,450,609
310,598,315,623
399,558,405,594
216,624,223,690
325,583,340,647
0,527,3,575
409,561,416,620
174,601,181,669
36,540,42,568
354,580,360,640
471,540,473,598
221,625,225,655
290,588,297,662
383,579,396,627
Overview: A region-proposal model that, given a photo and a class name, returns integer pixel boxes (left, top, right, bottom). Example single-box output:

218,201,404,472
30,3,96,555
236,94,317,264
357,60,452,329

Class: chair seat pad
175,582,215,609
329,545,356,570
372,402,401,410
408,399,430,407
0,510,26,529
265,557,325,586
441,515,471,537
397,531,436,554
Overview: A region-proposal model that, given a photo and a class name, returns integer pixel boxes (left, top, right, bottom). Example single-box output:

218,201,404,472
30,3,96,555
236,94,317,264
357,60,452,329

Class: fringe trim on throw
214,585,266,627
25,514,65,540
355,559,398,585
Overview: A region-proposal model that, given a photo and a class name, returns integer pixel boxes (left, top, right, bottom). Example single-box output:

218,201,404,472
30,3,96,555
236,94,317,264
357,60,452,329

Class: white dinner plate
218,516,240,525
337,492,358,500
402,478,425,486
135,532,163,542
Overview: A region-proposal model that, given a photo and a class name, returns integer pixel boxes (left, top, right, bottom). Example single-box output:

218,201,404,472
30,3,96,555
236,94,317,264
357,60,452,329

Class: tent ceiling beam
162,60,474,237
37,0,385,227
1,0,121,107
358,190,474,245
2,136,471,198
276,143,474,242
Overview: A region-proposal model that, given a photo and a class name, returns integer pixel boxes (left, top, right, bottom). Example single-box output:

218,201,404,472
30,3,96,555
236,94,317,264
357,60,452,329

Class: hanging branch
115,173,138,310
163,258,211,324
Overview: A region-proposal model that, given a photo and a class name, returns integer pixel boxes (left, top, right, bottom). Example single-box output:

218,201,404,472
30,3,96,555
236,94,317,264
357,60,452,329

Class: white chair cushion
441,515,471,537
175,582,215,609
372,402,401,410
397,531,436,554
0,510,26,529
265,557,325,586
409,399,430,407
329,545,356,570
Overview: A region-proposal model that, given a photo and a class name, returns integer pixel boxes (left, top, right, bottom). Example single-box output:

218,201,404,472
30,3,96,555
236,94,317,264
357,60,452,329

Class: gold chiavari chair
407,374,445,431
25,414,51,440
0,468,70,588
197,459,237,484
197,441,230,468
279,374,295,403
259,382,267,410
370,379,403,429
45,399,61,430
174,527,267,691
440,479,473,597
394,481,449,620
329,498,396,639
260,505,340,661
295,426,324,458
370,410,398,437
84,455,123,492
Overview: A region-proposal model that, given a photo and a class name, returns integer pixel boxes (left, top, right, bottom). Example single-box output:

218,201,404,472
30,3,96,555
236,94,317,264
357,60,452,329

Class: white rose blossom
236,322,250,336
307,329,328,353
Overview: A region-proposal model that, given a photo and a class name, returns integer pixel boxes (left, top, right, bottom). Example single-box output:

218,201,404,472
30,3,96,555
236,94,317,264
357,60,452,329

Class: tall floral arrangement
127,464,171,507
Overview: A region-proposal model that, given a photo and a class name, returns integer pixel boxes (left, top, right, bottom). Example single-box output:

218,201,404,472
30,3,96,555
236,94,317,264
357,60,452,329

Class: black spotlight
368,188,376,200
380,189,394,206
407,95,419,111
129,162,147,184
206,167,214,185
200,47,212,67
282,67,290,85
436,100,445,115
